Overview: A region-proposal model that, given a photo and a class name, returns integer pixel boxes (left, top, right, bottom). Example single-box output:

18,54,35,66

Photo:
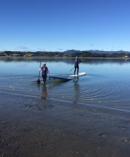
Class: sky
0,0,130,51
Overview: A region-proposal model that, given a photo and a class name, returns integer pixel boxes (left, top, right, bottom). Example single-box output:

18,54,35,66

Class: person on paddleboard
41,64,49,84
74,56,80,75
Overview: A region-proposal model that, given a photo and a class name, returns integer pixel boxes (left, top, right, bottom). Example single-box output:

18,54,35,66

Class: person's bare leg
74,67,76,75
77,67,79,75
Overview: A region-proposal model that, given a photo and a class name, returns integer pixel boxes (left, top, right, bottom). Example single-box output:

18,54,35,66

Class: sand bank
0,92,130,157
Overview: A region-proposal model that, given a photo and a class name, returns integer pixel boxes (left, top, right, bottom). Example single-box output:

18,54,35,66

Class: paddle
69,67,74,72
37,62,41,84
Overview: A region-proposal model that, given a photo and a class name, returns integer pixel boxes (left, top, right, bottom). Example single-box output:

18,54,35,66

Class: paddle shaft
37,62,41,84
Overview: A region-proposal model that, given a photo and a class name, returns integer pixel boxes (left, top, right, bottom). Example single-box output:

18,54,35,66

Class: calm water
0,60,130,111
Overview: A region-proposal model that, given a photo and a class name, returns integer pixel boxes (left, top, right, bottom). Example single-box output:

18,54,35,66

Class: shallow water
0,59,130,112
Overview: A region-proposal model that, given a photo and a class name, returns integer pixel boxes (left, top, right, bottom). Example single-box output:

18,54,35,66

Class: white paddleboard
69,72,87,78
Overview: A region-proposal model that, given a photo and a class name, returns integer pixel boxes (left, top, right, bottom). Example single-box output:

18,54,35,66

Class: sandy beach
1,91,130,157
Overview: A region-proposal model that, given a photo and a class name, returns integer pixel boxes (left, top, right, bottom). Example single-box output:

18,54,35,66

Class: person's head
75,56,78,61
43,64,46,67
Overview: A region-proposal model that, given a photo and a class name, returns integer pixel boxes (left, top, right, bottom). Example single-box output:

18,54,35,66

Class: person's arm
39,66,42,73
47,67,50,74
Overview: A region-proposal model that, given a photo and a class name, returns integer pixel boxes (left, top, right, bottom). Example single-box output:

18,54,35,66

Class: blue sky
0,0,130,51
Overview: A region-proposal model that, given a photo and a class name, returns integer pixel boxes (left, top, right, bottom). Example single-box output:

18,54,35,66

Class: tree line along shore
0,50,130,59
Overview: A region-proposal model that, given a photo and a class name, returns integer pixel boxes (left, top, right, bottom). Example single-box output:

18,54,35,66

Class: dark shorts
75,65,79,69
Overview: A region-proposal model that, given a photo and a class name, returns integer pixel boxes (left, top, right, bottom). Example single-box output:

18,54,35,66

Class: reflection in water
36,81,48,100
38,81,66,102
41,84,48,100
73,79,80,107
34,84,49,110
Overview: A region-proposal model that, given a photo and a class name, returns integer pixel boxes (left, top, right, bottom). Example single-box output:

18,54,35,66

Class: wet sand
0,92,130,157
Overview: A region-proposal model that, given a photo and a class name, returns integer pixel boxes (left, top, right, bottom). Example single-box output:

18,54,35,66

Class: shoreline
0,56,130,60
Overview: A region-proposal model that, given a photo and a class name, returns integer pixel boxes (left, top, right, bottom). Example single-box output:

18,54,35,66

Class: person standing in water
74,56,80,75
41,64,49,84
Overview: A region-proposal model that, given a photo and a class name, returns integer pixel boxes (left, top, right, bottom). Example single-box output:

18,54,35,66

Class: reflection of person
41,84,48,100
41,64,49,84
73,80,80,107
74,56,80,75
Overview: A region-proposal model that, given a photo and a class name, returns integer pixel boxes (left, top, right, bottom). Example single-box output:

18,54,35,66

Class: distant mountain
0,49,130,59
63,50,81,54
0,50,130,54
63,50,130,54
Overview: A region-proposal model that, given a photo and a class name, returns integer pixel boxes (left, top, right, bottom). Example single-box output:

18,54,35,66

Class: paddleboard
36,72,86,84
69,72,87,78
49,75,71,81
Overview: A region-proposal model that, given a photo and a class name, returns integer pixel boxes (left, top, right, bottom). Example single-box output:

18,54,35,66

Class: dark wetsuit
74,58,80,75
41,66,48,84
